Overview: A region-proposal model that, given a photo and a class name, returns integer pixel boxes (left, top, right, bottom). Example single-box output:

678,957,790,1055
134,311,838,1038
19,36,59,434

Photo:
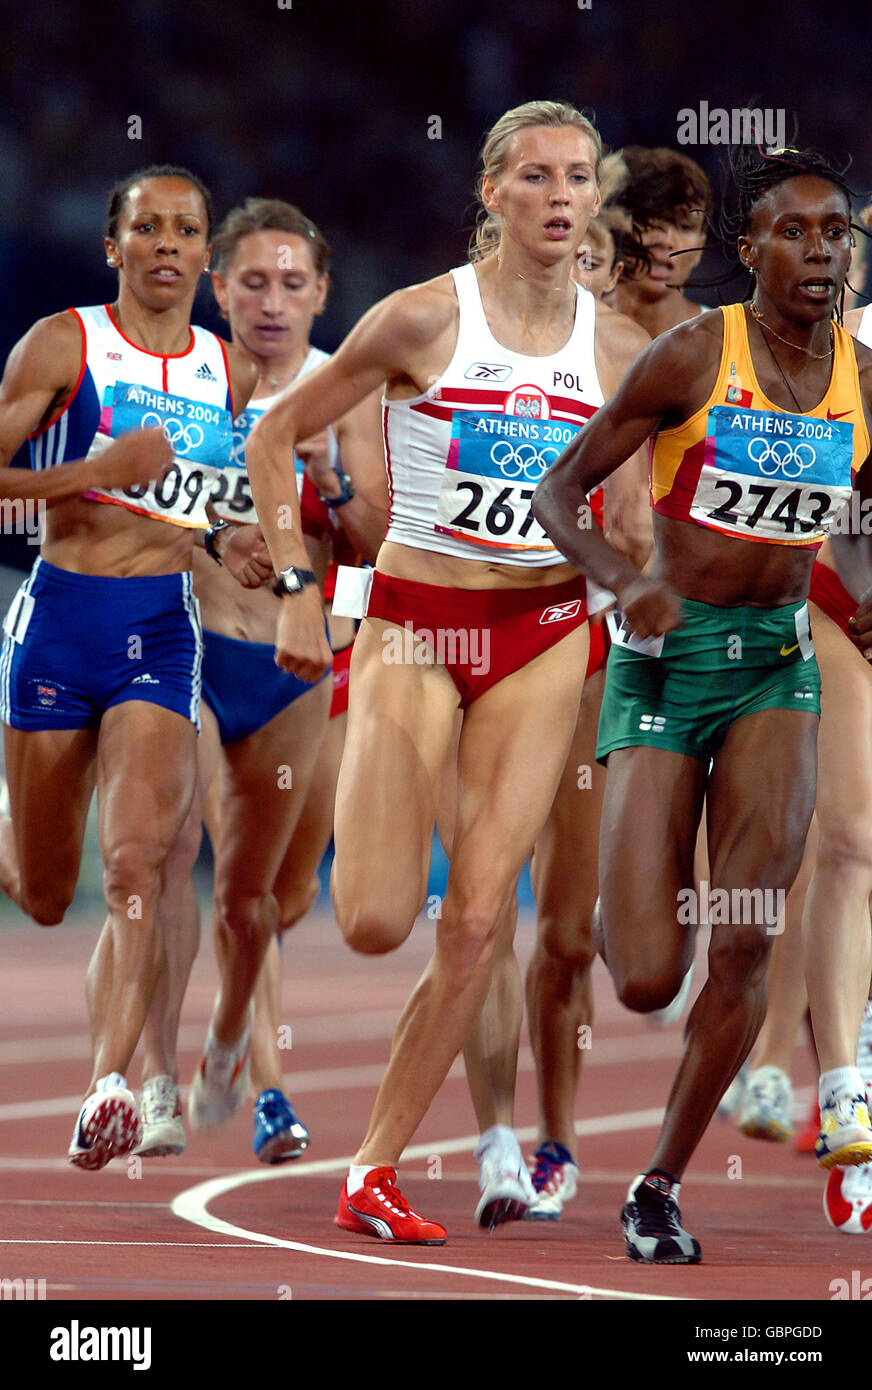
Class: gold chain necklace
749,301,833,360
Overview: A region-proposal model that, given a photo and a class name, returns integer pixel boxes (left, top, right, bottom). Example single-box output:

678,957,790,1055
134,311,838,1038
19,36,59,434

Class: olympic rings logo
747,437,816,479
489,440,560,482
141,412,205,456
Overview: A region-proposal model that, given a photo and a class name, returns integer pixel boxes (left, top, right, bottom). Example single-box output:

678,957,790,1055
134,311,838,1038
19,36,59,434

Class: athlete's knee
338,902,410,955
536,909,597,975
708,922,772,993
439,897,504,976
214,887,279,949
816,819,872,885
615,964,687,1015
277,873,320,934
103,839,166,911
22,880,74,927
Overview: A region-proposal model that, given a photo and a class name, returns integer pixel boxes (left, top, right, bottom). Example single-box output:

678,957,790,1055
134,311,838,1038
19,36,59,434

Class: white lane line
171,1107,686,1301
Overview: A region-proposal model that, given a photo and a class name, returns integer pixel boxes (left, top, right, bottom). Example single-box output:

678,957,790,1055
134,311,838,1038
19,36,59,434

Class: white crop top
382,263,605,566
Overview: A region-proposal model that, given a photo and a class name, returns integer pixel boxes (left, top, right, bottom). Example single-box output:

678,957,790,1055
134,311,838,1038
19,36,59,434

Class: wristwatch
273,566,319,596
204,519,231,565
318,472,355,509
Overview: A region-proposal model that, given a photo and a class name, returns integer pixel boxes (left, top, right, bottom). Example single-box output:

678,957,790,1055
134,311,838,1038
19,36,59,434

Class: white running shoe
68,1073,141,1170
134,1075,185,1157
717,1060,749,1121
474,1125,536,1229
816,1091,872,1170
647,962,695,1028
189,1015,252,1132
823,1162,872,1233
524,1140,579,1221
738,1065,794,1142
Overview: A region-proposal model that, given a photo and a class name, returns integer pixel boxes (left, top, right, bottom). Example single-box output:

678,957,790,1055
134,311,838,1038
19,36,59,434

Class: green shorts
596,597,821,764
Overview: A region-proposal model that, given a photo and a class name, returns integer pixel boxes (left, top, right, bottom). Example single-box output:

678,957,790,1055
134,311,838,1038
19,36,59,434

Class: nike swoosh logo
827,409,853,420
780,642,800,656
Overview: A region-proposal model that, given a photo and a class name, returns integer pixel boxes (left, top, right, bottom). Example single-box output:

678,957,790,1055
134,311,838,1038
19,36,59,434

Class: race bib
606,607,665,658
209,408,305,524
86,383,233,529
693,406,854,543
435,411,580,551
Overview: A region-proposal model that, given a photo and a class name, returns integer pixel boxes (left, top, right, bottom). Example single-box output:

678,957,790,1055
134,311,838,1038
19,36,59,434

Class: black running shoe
621,1172,702,1264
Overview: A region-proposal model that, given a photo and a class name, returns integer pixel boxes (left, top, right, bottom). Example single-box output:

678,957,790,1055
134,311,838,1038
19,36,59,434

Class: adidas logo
194,363,217,382
131,673,159,685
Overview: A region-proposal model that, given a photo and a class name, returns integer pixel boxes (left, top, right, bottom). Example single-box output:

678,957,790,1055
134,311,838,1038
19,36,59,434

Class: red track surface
0,904,869,1311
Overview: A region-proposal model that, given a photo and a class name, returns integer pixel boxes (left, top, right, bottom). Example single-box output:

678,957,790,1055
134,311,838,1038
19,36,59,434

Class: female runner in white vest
246,101,648,1242
0,166,259,1169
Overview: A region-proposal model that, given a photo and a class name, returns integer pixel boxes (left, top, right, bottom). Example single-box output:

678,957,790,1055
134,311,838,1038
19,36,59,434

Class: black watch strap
273,566,319,596
204,519,231,564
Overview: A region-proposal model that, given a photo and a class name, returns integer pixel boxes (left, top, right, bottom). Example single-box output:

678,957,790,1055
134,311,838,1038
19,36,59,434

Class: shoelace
372,1173,414,1216
259,1095,293,1123
530,1151,562,1193
633,1191,683,1238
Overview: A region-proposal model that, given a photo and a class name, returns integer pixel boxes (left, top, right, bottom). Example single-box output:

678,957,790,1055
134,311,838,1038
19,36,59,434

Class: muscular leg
347,624,587,1167
525,667,605,1157
86,700,198,1095
650,708,817,1178
139,702,222,1083
0,724,98,923
802,605,872,1075
209,677,331,1049
251,709,346,1094
749,814,816,1075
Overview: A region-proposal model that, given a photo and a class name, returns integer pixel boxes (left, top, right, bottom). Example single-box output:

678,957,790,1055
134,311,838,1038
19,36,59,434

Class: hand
616,574,683,639
92,427,172,491
274,584,332,683
221,524,274,588
849,586,872,659
296,431,335,494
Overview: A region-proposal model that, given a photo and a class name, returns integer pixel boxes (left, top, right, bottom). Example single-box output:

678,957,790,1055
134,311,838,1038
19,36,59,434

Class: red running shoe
335,1167,447,1244
823,1165,872,1233
795,1095,820,1155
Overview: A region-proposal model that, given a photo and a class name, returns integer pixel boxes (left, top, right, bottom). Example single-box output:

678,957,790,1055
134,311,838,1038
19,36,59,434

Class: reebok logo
539,599,582,625
194,363,218,382
464,362,512,382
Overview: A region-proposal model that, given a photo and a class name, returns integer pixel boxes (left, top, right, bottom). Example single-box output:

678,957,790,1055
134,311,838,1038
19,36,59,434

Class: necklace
749,302,833,360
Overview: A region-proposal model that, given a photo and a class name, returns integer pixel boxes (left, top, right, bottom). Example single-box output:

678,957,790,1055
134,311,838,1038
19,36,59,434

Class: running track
0,902,869,1322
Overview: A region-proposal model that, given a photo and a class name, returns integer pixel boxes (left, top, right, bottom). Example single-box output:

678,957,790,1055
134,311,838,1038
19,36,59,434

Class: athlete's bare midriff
375,538,579,591
650,511,817,608
42,494,193,577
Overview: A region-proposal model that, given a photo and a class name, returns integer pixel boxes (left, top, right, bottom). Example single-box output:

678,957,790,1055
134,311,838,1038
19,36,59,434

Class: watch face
282,570,302,592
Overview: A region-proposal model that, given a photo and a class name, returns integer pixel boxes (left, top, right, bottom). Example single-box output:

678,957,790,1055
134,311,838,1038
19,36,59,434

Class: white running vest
74,305,234,528
211,346,338,524
382,263,605,567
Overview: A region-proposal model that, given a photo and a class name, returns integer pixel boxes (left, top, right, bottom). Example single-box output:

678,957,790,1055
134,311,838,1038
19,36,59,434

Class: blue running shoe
253,1089,310,1164
524,1140,579,1221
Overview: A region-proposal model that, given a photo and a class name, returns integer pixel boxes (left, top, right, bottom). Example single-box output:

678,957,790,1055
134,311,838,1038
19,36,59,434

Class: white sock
347,1164,379,1195
96,1072,127,1093
820,1066,864,1106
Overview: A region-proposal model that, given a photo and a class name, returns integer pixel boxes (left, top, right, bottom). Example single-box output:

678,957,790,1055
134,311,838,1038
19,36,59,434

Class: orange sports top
649,303,870,546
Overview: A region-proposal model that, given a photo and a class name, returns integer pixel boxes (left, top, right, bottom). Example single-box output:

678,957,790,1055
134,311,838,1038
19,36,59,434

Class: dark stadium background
0,0,868,902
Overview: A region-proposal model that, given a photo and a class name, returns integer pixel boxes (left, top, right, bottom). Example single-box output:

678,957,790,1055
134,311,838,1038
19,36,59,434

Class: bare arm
533,319,719,634
0,313,171,503
594,303,653,570
245,282,453,673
